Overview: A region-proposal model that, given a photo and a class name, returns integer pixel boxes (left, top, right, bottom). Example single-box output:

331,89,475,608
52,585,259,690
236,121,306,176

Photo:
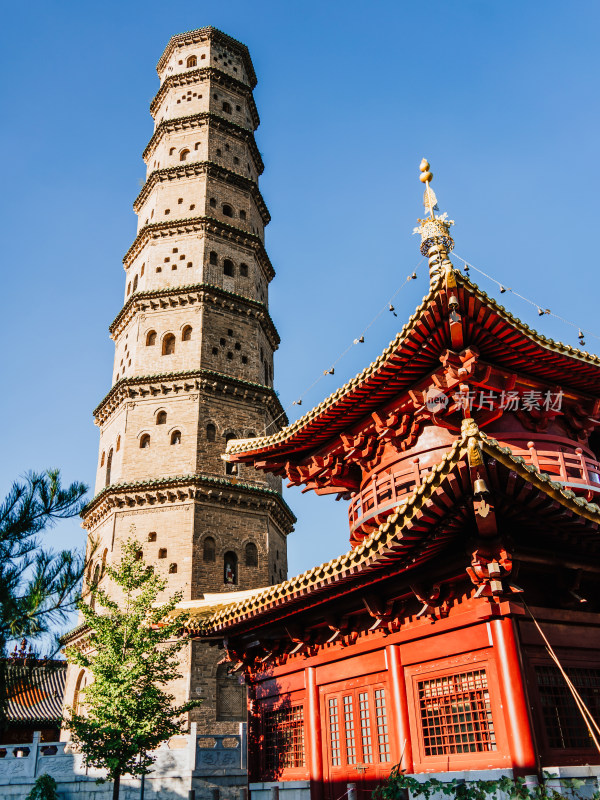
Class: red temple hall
187,162,600,798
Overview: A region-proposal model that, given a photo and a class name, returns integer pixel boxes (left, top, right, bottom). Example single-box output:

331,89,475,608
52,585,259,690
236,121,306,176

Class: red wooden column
246,681,261,782
385,644,413,773
305,666,324,800
489,617,538,772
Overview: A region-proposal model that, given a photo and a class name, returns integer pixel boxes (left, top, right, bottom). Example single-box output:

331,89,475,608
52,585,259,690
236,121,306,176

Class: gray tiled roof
5,660,66,724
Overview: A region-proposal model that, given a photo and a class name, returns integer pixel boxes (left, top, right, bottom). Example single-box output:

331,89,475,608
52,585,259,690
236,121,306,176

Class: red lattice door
321,675,394,800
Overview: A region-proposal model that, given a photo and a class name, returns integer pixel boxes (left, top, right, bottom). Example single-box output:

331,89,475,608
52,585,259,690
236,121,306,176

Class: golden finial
419,158,437,218
413,159,455,286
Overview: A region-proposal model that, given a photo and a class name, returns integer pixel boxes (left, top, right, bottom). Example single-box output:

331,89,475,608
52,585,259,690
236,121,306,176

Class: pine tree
65,539,199,800
0,469,88,653
0,469,88,730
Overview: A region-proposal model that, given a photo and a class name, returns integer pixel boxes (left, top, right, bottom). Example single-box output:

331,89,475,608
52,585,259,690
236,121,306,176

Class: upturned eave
193,426,600,636
226,272,600,465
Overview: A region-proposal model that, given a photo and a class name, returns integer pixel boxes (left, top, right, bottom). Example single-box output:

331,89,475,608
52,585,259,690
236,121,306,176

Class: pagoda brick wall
62,28,294,739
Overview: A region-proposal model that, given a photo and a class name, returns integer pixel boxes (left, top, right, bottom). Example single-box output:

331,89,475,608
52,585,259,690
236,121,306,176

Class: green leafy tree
65,539,200,800
0,469,88,728
25,774,59,800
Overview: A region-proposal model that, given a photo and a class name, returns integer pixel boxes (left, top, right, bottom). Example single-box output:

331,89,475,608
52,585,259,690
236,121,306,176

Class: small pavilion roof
226,271,600,466
4,660,67,725
178,421,600,637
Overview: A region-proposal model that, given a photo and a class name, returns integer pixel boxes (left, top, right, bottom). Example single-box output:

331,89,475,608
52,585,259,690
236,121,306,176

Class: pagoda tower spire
415,159,455,286
62,27,295,739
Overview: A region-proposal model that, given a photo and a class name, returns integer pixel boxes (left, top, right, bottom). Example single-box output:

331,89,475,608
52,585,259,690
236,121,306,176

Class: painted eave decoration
225,271,600,466
175,420,600,636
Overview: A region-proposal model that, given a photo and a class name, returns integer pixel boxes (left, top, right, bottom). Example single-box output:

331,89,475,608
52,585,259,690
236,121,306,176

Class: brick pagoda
62,27,295,737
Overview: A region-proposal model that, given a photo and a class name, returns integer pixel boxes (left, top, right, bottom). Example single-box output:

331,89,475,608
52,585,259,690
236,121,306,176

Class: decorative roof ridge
82,472,296,521
226,268,600,458
150,66,259,125
200,427,600,632
108,282,277,342
4,658,67,671
226,275,445,455
413,161,597,363
142,111,264,172
133,161,270,225
92,367,285,420
454,271,600,365
122,216,272,279
156,28,257,87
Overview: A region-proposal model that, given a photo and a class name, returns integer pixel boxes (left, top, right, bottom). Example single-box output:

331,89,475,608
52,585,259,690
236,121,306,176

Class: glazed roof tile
5,661,66,724
226,272,600,460
189,423,600,634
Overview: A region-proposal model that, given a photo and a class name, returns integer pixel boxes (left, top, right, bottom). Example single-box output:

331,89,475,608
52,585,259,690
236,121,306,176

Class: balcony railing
348,438,600,543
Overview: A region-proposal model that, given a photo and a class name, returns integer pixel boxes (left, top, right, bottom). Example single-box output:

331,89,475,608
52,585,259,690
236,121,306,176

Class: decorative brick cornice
122,216,274,282
93,368,286,427
109,282,280,349
150,67,259,128
156,27,257,88
133,162,270,225
60,621,89,647
142,112,264,174
82,474,295,533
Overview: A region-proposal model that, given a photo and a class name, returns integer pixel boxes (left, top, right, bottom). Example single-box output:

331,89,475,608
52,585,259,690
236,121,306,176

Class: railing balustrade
348,439,600,540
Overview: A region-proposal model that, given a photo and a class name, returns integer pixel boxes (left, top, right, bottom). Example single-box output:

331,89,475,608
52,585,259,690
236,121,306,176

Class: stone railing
0,725,246,798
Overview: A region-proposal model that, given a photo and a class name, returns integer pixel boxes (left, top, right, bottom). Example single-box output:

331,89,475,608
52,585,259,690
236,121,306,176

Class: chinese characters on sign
425,388,563,413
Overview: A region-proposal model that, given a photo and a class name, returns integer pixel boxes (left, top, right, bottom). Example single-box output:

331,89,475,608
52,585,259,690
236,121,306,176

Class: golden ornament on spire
413,159,455,285
419,158,438,218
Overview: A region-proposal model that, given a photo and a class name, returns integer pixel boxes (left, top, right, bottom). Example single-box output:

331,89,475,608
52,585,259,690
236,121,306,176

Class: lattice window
418,669,497,756
343,695,357,765
263,705,305,774
375,688,391,762
536,665,600,749
216,664,246,722
328,697,341,766
359,692,373,763
326,686,391,768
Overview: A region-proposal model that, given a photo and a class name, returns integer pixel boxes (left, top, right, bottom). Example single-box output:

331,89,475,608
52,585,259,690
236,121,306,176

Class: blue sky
2,1,600,629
